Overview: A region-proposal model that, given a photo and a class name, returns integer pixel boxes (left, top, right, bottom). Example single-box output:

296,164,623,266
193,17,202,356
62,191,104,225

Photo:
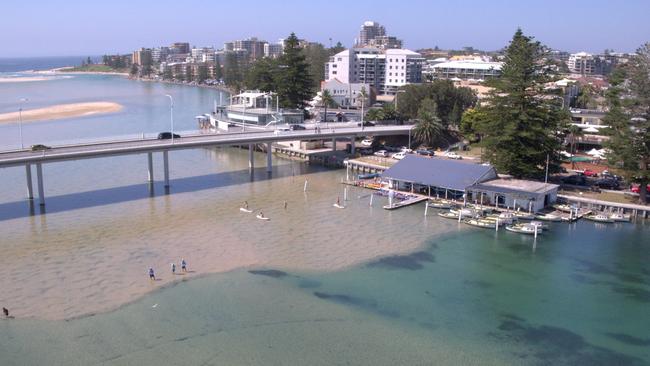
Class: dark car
157,132,181,139
289,124,306,131
357,121,375,127
30,144,51,151
593,178,620,190
358,147,374,155
562,174,587,186
416,149,435,156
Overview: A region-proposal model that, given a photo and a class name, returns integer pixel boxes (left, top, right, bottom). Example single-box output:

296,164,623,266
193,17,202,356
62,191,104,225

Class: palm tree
358,87,368,129
567,124,584,169
320,89,336,128
413,110,444,148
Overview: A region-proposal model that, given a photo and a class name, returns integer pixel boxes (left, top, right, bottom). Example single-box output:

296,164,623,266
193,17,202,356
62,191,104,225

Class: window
389,72,392,76
332,71,337,75
332,64,337,68
337,58,342,61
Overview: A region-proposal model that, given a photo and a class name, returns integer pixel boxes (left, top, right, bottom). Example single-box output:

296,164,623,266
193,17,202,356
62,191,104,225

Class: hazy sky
2,0,649,57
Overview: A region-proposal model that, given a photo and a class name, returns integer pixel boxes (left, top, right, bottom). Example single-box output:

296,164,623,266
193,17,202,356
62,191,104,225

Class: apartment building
427,59,503,80
325,47,424,95
132,48,152,66
356,21,403,50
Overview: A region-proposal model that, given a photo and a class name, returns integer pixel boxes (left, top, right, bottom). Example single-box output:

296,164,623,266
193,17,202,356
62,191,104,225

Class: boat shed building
381,155,559,211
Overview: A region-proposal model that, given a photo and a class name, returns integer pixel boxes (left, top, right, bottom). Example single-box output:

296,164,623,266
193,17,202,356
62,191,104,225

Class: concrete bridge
0,125,412,206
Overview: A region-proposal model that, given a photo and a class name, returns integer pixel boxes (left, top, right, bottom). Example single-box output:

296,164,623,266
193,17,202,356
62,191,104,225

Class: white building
325,48,423,95
427,60,503,80
264,42,284,58
321,79,374,107
190,47,215,62
568,52,599,75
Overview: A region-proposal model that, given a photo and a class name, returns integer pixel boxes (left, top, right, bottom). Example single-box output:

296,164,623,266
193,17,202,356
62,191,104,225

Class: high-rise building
151,47,169,63
132,48,152,66
264,42,284,58
170,42,190,54
568,52,601,75
358,21,386,46
325,47,424,95
224,37,266,61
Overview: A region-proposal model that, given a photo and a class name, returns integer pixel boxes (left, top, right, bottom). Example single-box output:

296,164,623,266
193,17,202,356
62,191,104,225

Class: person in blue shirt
149,267,155,280
181,259,187,272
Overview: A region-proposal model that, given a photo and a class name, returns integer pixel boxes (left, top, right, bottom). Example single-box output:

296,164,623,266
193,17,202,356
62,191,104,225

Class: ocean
0,73,648,365
0,56,100,73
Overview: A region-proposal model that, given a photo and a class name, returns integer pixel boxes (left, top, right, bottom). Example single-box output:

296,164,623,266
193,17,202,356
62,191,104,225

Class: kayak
333,204,345,209
240,207,253,213
256,214,270,221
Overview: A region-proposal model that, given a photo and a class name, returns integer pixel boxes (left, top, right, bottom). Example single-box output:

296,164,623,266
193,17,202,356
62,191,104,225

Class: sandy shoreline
0,102,123,124
0,76,59,83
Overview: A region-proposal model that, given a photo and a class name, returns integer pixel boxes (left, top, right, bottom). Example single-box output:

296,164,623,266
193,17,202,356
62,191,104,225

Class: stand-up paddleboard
256,214,270,221
333,203,345,209
240,207,253,213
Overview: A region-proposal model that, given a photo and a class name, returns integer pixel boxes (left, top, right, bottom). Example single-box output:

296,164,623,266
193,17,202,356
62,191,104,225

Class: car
289,124,306,131
582,169,598,177
391,152,407,160
631,184,650,194
358,148,374,155
374,150,389,157
444,151,462,160
383,145,400,152
30,144,51,151
593,179,620,190
357,121,375,127
361,139,374,147
562,174,587,186
274,127,291,135
157,132,181,139
399,147,413,153
416,149,434,156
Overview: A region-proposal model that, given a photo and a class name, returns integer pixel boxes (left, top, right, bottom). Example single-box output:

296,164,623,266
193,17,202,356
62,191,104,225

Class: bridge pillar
25,164,34,200
248,144,254,171
350,137,355,155
332,138,336,152
147,152,154,183
36,163,45,206
266,142,272,173
163,151,170,187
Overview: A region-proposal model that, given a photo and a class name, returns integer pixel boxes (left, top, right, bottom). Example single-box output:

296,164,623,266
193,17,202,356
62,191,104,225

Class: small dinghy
534,213,562,222
333,203,345,209
584,214,615,223
256,212,270,221
240,207,253,213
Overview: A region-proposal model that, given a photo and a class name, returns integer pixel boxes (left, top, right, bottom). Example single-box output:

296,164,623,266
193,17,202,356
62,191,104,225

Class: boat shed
467,179,559,212
381,155,559,211
381,155,498,199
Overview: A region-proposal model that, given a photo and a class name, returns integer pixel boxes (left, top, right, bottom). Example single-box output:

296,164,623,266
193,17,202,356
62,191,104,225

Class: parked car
157,132,181,139
374,150,389,157
358,148,374,155
30,144,51,151
562,174,587,186
582,169,598,177
357,121,375,127
631,184,650,194
416,149,434,156
382,145,400,152
593,178,620,190
289,124,306,130
391,152,407,160
361,139,374,147
399,147,413,153
444,151,462,160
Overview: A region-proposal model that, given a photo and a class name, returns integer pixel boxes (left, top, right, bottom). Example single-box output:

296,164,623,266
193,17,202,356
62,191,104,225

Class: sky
1,0,649,57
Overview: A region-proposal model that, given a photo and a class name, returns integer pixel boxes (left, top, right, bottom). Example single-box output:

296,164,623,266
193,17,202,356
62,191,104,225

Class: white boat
535,213,562,222
505,223,542,235
429,199,453,209
256,214,270,221
464,219,496,229
333,203,345,209
513,211,535,220
553,204,573,213
486,212,516,224
584,214,615,223
240,207,253,213
438,211,460,219
609,213,631,222
450,208,477,217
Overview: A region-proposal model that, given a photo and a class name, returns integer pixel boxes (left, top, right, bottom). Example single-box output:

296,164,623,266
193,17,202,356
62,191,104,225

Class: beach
0,102,123,124
0,76,59,83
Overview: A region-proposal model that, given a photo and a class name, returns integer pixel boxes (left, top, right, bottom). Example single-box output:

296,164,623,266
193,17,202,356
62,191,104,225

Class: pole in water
303,180,308,192
495,218,499,232
344,187,348,201
534,224,538,238
424,202,428,216
369,194,374,207
458,211,462,223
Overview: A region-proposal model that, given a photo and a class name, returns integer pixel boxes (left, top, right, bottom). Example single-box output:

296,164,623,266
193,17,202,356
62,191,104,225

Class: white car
374,150,389,157
274,127,291,135
361,139,374,146
391,152,407,160
444,151,462,160
400,146,413,153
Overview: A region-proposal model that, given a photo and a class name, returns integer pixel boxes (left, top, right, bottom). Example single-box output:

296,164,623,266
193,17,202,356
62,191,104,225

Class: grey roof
470,179,559,196
382,155,497,191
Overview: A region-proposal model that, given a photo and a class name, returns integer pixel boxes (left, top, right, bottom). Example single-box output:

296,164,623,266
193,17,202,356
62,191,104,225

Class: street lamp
18,98,28,149
164,94,174,143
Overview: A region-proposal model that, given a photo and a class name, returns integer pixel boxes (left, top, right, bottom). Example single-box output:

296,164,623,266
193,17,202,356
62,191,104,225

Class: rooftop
432,61,503,71
471,179,559,195
382,155,497,191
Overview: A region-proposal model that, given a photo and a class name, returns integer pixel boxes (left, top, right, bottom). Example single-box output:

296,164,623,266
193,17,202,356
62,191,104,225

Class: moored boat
513,211,535,220
438,211,460,219
553,204,573,213
535,213,562,222
505,223,543,235
429,199,453,209
464,218,497,229
609,213,631,222
584,214,615,223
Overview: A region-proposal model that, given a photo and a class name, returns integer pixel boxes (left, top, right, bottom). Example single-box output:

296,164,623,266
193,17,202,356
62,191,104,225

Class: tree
303,43,330,92
184,65,193,82
213,59,223,81
196,64,209,84
245,57,278,91
566,124,584,169
574,83,598,109
224,52,243,89
320,89,336,124
604,43,650,203
365,108,385,121
162,67,173,81
129,63,138,77
86,56,93,65
396,80,477,125
141,53,153,77
460,107,488,141
413,99,445,147
276,33,314,109
475,29,568,178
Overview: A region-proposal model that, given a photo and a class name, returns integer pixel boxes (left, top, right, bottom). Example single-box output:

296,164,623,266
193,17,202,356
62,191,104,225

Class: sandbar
0,76,56,83
0,102,123,124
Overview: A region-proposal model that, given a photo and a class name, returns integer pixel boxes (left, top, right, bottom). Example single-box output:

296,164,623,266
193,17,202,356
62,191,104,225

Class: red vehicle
631,184,650,194
582,169,598,177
